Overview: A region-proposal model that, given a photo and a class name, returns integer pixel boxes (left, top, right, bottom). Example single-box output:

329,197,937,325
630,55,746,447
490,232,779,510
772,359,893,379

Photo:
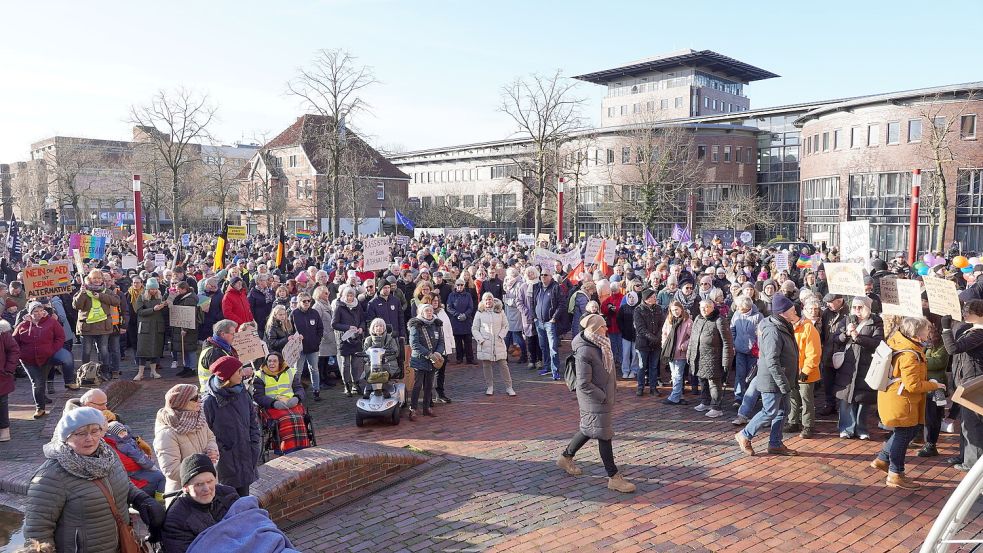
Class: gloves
798,373,807,382
273,400,287,409
285,396,300,408
457,314,466,321
942,315,953,331
133,491,165,533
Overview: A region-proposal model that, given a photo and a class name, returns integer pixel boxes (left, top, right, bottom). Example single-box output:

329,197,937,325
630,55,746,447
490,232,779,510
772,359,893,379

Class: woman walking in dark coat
170,282,202,378
202,355,260,498
557,314,635,493
446,279,476,365
134,278,167,380
834,296,883,440
687,299,734,418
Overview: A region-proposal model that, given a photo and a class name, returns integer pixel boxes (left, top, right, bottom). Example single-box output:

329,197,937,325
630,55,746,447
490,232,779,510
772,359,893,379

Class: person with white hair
472,292,515,396
833,295,883,440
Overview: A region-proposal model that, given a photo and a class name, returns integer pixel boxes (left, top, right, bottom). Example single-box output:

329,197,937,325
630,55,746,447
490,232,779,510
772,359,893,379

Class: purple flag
671,224,683,241
644,228,657,247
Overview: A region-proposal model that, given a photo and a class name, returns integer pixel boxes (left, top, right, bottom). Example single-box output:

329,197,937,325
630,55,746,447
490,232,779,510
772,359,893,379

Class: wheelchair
259,405,317,463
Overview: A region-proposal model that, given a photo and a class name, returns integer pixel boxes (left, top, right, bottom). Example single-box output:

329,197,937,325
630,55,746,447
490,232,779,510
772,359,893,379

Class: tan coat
878,331,935,428
471,299,508,362
153,409,218,494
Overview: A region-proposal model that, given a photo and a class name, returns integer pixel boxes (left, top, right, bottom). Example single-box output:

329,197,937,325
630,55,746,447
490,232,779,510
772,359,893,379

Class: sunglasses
302,300,312,304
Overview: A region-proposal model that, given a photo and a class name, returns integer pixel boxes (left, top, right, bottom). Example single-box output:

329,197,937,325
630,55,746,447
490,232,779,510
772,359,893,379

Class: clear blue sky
2,0,981,161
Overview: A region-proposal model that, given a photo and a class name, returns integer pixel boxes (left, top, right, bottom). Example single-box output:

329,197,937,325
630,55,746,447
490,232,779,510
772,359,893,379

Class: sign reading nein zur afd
24,261,73,298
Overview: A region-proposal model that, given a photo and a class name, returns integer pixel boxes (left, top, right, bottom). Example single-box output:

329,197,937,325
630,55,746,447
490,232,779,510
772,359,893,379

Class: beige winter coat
153,408,218,495
471,299,508,362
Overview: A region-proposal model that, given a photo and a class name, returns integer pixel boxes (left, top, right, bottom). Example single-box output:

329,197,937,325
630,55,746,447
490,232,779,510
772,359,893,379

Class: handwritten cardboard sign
531,248,559,270
282,337,303,368
923,276,963,321
559,249,582,271
227,225,247,240
839,220,870,263
824,262,866,297
362,237,391,272
232,326,268,363
881,278,923,318
168,304,197,330
774,251,790,273
121,255,139,270
585,237,616,264
517,234,536,247
23,261,73,298
154,253,166,268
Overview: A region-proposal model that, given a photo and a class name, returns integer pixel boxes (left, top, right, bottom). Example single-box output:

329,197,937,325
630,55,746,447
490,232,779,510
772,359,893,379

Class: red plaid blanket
265,405,311,454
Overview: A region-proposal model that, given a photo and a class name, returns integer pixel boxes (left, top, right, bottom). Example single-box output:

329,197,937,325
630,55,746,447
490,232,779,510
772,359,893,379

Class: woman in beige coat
472,292,515,396
153,383,218,500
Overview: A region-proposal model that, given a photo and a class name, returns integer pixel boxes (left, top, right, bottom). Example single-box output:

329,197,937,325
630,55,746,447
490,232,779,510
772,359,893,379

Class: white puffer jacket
471,299,508,362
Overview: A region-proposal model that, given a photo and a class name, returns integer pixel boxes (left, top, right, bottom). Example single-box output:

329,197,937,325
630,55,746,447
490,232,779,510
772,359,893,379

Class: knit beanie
165,383,199,411
771,294,795,316
180,453,216,487
54,406,106,442
106,421,127,438
209,355,242,382
146,278,159,290
640,288,656,302
581,313,607,333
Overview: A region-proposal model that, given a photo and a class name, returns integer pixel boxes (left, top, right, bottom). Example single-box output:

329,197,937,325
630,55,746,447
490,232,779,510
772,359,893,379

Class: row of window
417,193,518,218
702,97,747,114
411,167,480,184
803,114,977,155
696,144,754,164
607,97,684,117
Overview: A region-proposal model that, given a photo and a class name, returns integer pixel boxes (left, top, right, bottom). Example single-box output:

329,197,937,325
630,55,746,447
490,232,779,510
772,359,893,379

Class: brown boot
767,445,798,456
735,432,754,456
870,458,889,473
33,409,46,419
607,473,636,493
886,471,920,490
557,454,583,476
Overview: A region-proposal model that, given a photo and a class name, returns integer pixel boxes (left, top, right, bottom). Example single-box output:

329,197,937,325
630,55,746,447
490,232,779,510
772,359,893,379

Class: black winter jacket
291,307,324,354
161,484,240,553
633,303,665,352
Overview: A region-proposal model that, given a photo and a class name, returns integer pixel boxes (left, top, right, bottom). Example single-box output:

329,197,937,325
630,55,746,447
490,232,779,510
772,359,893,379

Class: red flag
594,240,612,277
567,260,586,285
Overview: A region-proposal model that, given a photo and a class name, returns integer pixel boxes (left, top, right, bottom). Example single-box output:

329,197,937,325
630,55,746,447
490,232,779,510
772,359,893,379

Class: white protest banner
839,220,870,263
282,337,303,368
532,248,559,270
362,237,391,272
517,234,536,247
559,249,582,270
154,253,166,268
395,235,410,247
881,278,923,318
168,304,197,330
23,261,73,298
774,251,790,273
585,237,616,264
824,262,866,296
811,232,830,244
121,254,139,270
91,228,113,239
924,276,963,321
226,225,247,240
232,326,268,363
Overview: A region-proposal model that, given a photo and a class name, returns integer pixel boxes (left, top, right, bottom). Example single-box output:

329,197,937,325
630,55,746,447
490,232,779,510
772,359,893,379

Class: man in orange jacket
786,310,822,438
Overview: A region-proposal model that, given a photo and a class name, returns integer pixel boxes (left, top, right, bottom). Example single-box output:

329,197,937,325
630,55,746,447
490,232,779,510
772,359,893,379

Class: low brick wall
253,442,429,525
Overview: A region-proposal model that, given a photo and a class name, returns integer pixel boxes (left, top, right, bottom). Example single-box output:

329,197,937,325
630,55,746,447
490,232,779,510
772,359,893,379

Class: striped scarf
583,330,615,376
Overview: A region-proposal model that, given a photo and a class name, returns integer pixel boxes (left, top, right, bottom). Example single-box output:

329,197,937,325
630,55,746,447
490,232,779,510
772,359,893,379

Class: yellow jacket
794,318,821,384
878,331,935,428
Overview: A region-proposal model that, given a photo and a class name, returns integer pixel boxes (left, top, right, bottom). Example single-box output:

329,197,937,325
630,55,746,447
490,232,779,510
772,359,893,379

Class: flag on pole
593,239,612,277
395,210,415,231
275,224,287,272
6,216,20,263
567,260,586,286
212,222,228,273
671,224,691,242
644,228,657,248
795,253,813,269
295,229,312,239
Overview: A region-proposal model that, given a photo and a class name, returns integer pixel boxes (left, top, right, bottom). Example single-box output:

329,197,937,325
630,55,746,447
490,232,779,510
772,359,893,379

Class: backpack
568,289,585,315
864,341,921,392
76,361,106,388
563,354,577,392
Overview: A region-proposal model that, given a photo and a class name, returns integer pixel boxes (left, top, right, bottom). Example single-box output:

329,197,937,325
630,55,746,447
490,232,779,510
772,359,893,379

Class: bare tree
129,88,216,239
131,142,171,232
287,49,377,236
201,143,245,224
500,70,586,236
41,141,128,231
705,191,779,238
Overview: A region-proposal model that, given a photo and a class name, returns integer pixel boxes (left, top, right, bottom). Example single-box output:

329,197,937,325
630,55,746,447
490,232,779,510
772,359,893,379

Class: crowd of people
1,225,981,549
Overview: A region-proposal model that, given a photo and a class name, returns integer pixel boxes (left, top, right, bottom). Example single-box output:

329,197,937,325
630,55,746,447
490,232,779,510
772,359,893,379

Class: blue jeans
741,391,788,448
877,425,919,474
536,321,560,377
297,351,320,391
636,349,659,392
838,400,870,437
506,331,528,362
23,363,50,410
131,469,166,494
609,332,622,371
81,334,110,373
668,359,686,402
734,352,756,403
737,378,761,419
47,348,76,386
108,334,121,374
620,339,638,376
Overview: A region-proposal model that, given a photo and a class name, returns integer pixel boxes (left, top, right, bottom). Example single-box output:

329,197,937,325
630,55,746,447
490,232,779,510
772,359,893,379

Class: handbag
94,479,152,553
420,326,445,369
831,351,846,369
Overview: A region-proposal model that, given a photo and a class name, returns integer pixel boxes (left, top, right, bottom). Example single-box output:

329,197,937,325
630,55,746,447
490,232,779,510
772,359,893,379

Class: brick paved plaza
0,358,978,552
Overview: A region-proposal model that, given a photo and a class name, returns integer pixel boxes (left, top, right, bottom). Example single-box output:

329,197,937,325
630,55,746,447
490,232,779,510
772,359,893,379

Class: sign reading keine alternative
881,278,923,318
23,261,73,298
839,220,871,263
232,326,268,363
824,262,866,296
361,237,391,272
168,304,197,330
924,276,963,321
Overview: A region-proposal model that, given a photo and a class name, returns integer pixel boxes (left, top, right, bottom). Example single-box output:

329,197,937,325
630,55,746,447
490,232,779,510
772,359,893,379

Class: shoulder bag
94,479,152,553
420,325,445,370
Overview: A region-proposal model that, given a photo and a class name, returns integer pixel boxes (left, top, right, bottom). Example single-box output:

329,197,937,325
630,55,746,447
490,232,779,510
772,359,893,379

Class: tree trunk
171,171,180,240
934,161,948,253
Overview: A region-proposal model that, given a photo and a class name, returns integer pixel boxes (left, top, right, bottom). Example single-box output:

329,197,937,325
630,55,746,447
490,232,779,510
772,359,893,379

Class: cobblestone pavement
1,354,978,552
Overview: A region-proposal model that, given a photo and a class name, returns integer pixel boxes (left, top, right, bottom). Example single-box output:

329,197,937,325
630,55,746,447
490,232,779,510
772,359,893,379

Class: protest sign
774,251,790,272
121,255,139,270
72,250,85,275
585,237,616,264
232,326,268,363
824,262,866,296
168,305,197,330
226,225,247,240
881,278,923,318
362,237,391,271
537,233,550,244
181,234,191,247
559,249,582,271
395,235,410,247
72,235,106,259
532,248,559,270
517,234,536,247
91,228,113,239
740,231,753,244
23,261,73,298
839,220,870,263
282,337,303,368
154,253,166,268
924,276,963,321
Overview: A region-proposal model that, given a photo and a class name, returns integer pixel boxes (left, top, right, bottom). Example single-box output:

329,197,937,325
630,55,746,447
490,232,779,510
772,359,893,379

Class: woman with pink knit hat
153,383,218,500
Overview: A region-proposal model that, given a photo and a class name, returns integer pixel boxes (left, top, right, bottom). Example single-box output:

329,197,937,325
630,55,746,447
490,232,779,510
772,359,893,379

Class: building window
908,119,922,143
632,103,641,114
646,101,654,112
490,164,521,179
621,147,631,164
620,105,628,116
851,127,862,148
606,149,615,164
704,97,710,108
867,124,880,147
812,134,819,153
675,97,683,108
934,116,948,134
448,195,460,208
735,146,742,163
711,145,719,162
833,129,842,150
712,99,717,110
660,99,669,110
746,148,754,164
305,179,312,199
723,146,732,162
435,196,446,207
607,107,615,117
961,115,977,139
697,145,706,160
886,121,901,145
421,197,432,208
295,180,302,199
463,195,474,208
478,194,488,208
822,132,829,152
376,183,385,201
289,155,297,168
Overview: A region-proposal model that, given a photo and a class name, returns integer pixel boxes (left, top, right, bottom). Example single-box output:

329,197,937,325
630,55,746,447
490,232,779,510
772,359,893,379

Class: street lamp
379,207,387,235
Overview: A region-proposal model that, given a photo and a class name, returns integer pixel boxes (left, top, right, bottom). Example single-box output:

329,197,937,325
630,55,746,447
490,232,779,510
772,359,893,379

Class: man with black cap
736,294,800,457
818,293,849,416
632,288,664,397
162,453,240,553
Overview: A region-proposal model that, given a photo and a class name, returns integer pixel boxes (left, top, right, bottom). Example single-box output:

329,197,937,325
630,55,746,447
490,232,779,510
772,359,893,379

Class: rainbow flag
795,254,812,269
296,229,313,239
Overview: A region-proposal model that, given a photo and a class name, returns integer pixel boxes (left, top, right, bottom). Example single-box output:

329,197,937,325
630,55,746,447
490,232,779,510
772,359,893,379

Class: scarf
583,330,615,376
161,404,207,435
42,440,118,480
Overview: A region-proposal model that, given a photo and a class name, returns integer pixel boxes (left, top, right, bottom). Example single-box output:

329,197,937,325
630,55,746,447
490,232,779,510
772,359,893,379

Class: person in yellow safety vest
197,319,240,392
252,351,311,454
